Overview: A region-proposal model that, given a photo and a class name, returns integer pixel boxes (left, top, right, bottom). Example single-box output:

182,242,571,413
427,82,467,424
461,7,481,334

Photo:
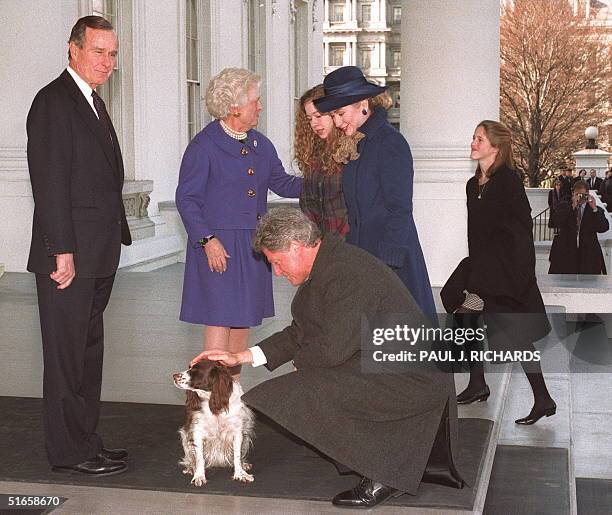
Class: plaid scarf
299,160,349,238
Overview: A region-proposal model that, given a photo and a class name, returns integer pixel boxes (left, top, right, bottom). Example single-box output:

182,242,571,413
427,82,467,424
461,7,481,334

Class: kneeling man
202,208,464,508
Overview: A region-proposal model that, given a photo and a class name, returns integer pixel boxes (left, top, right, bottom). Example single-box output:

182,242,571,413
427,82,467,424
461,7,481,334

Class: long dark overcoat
441,166,551,349
341,107,436,322
549,201,609,274
243,236,460,494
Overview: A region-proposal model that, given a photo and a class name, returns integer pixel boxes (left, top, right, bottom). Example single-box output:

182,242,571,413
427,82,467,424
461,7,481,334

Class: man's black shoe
332,476,401,508
99,447,128,460
51,455,127,476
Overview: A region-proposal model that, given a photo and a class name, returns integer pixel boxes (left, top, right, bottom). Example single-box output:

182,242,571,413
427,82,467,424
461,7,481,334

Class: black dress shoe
332,476,401,508
99,447,128,460
456,385,490,405
51,455,127,476
515,401,557,425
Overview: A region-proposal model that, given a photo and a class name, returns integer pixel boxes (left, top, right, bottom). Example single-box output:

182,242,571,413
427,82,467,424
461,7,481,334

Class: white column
324,0,330,22
400,0,500,286
351,41,356,65
379,40,386,70
345,41,350,65
345,0,351,21
351,0,357,21
379,0,386,23
323,41,329,67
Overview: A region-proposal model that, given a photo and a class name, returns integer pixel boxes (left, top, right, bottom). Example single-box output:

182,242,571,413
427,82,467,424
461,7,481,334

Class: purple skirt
179,229,274,327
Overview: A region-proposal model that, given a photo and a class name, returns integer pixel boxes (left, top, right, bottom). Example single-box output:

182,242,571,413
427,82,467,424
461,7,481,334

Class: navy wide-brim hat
313,66,387,113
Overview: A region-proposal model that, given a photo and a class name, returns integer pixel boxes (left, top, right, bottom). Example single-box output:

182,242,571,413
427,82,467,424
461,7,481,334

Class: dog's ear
208,366,233,415
185,389,202,411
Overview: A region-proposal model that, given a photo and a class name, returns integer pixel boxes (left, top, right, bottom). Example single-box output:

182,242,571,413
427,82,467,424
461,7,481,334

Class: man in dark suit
201,208,464,508
27,16,131,476
588,169,603,192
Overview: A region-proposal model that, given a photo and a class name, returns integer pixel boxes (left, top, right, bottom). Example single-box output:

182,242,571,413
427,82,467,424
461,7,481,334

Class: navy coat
342,108,436,322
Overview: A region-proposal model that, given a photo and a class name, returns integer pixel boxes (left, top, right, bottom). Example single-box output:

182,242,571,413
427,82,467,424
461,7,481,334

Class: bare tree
500,0,610,187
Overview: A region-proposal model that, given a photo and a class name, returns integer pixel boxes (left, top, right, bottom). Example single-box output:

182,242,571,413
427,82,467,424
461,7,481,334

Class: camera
578,193,589,202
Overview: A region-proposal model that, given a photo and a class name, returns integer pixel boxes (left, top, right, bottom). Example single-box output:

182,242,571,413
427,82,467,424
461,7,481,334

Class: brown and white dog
172,360,255,486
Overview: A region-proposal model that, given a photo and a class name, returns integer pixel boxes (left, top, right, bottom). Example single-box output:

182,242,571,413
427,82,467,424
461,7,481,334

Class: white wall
0,1,79,271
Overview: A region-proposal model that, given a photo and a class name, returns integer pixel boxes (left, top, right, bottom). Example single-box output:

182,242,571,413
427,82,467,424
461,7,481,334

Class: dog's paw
182,467,193,475
233,469,254,482
242,462,253,472
191,475,207,486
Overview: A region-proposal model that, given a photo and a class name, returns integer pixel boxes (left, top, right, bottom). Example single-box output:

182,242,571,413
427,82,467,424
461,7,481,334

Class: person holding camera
549,180,609,274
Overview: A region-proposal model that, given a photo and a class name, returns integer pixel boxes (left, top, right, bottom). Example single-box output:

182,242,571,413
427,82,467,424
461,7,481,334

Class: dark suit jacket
588,176,603,192
243,235,460,494
26,70,131,278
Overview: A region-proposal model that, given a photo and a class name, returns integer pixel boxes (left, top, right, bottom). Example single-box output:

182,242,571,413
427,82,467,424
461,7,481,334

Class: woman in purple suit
176,68,302,376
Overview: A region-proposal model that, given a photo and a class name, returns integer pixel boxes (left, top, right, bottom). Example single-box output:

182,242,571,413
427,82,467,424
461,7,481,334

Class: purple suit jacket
176,120,302,248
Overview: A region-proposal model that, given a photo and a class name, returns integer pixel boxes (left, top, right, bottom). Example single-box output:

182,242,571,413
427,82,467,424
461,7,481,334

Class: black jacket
26,70,131,277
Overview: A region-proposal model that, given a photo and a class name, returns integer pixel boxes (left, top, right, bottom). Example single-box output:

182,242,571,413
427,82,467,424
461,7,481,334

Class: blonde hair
205,68,261,119
368,91,393,111
475,120,516,178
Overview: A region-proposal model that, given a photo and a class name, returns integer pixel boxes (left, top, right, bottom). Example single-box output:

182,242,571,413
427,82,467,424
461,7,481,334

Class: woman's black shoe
515,402,557,425
332,477,402,508
456,385,490,405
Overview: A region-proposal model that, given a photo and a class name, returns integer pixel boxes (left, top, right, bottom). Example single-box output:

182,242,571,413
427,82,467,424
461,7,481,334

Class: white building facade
1,0,501,288
323,0,402,126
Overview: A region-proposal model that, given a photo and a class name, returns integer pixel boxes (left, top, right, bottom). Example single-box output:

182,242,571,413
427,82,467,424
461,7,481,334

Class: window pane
362,5,371,22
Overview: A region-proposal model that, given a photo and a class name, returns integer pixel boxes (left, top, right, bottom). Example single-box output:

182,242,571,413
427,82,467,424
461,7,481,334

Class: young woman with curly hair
295,85,355,237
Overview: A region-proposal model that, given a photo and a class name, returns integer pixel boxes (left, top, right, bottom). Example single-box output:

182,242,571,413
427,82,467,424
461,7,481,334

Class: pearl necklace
220,119,247,141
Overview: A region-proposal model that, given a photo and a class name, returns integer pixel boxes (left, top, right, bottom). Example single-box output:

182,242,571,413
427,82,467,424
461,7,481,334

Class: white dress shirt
249,346,267,367
66,66,99,119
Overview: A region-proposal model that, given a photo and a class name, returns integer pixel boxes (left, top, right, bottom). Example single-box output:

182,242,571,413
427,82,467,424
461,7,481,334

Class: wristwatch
198,235,215,247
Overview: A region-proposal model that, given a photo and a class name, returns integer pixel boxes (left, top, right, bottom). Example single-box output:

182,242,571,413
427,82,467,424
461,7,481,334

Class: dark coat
341,108,436,322
441,166,551,349
26,70,131,278
559,175,572,199
548,188,566,212
549,201,609,274
243,236,460,494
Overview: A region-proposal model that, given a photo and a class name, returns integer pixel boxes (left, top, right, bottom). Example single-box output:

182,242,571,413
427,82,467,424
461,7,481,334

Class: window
186,0,201,141
393,6,402,24
394,89,400,109
392,50,401,68
330,1,344,22
92,0,121,134
360,48,371,69
330,43,345,66
362,4,371,22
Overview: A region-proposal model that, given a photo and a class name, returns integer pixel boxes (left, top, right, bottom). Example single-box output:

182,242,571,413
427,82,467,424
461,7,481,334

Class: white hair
205,68,261,119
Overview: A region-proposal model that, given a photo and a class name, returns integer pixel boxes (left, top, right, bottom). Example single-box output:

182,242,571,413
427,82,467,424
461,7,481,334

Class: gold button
247,168,255,175
247,189,256,197
241,147,249,156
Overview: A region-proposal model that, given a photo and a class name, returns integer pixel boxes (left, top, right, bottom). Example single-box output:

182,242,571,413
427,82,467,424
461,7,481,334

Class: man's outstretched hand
190,349,253,368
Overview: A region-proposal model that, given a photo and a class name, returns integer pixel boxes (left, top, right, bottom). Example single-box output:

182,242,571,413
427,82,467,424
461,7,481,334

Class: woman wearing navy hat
314,66,436,323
